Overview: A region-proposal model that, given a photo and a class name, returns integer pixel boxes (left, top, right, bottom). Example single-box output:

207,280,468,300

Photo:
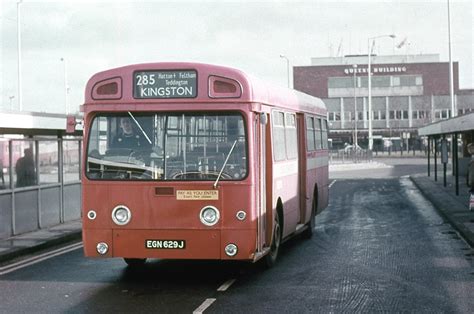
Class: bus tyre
124,258,147,267
302,201,316,239
263,213,281,268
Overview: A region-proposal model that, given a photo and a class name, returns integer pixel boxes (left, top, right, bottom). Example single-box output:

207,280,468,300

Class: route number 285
136,74,156,86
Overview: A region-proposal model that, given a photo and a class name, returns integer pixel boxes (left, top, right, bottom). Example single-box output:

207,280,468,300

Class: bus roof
84,62,326,115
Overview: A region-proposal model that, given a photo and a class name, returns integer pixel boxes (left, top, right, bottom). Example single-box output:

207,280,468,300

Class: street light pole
353,64,358,149
447,0,456,117
367,34,396,151
17,0,23,111
9,96,15,110
279,54,290,88
60,57,69,114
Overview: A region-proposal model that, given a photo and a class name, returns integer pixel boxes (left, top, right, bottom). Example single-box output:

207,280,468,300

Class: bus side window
272,111,286,161
321,119,328,149
306,116,315,151
315,118,322,150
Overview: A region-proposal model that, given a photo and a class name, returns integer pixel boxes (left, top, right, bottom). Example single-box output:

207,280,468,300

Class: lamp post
279,54,290,88
352,64,358,150
17,0,23,111
367,34,396,151
447,0,455,117
60,57,69,114
9,96,15,110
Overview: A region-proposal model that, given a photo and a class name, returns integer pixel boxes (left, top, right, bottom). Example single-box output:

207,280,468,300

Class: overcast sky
0,0,472,114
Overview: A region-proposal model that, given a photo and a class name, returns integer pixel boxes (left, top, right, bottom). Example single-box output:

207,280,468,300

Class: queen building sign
133,70,197,99
344,66,407,75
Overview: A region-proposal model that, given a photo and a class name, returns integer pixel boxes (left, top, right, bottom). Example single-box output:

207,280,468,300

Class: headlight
96,242,109,255
111,205,131,225
225,243,238,257
199,206,220,226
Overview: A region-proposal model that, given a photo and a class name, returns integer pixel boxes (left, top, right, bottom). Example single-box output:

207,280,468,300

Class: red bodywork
82,62,328,262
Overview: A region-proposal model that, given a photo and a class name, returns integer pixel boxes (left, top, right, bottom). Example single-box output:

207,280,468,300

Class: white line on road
0,242,83,276
329,180,337,189
193,298,216,314
217,278,236,291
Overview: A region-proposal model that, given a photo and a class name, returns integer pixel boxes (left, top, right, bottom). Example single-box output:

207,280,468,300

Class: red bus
81,62,328,267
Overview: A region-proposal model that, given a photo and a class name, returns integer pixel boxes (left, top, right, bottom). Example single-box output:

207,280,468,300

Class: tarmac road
0,161,473,313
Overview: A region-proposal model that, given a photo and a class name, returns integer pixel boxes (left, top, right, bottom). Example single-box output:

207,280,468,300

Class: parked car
343,144,363,153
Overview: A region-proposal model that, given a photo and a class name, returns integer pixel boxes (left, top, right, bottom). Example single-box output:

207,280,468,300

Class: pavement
410,173,474,247
0,219,82,264
0,171,473,265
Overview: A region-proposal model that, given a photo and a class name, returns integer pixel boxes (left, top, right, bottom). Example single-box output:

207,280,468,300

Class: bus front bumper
82,228,256,261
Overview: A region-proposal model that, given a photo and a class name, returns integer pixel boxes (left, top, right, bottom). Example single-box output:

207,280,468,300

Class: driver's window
88,116,108,155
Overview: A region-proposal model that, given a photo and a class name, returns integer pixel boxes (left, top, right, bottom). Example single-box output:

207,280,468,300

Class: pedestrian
15,148,36,187
468,143,474,211
0,158,5,188
467,143,474,193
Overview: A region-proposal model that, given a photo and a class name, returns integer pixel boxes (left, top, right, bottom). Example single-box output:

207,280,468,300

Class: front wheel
124,258,147,267
263,213,281,268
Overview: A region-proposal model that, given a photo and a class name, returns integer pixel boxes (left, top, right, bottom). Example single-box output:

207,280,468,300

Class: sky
0,0,472,114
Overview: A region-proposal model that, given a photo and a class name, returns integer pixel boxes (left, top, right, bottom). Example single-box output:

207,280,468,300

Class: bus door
256,112,268,252
297,114,308,224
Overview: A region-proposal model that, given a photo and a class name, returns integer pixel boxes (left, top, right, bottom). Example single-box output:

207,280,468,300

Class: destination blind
133,70,197,99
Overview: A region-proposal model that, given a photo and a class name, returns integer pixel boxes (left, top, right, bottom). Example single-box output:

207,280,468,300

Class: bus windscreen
86,112,247,181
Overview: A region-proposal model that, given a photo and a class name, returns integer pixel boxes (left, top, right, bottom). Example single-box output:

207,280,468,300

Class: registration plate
145,239,186,249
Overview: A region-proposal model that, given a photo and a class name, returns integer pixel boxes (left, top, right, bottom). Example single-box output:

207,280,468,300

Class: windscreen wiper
213,140,237,189
128,111,152,144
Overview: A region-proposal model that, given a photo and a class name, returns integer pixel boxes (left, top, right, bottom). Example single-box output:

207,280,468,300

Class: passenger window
315,119,322,150
306,116,315,151
285,113,297,159
321,119,328,149
272,111,286,161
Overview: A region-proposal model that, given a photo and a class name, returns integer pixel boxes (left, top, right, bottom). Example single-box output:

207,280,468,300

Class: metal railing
329,148,373,164
0,137,82,239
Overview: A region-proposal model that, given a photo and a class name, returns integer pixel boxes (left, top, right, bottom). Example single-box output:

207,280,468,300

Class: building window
399,75,421,87
402,110,408,119
392,76,400,86
389,110,395,120
328,77,354,88
373,111,380,120
344,111,352,121
435,109,451,120
381,111,386,120
415,76,423,86
372,76,391,87
413,110,429,120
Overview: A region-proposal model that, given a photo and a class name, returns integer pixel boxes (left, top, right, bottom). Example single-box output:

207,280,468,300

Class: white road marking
217,278,236,291
0,242,83,276
329,180,337,189
193,298,216,314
